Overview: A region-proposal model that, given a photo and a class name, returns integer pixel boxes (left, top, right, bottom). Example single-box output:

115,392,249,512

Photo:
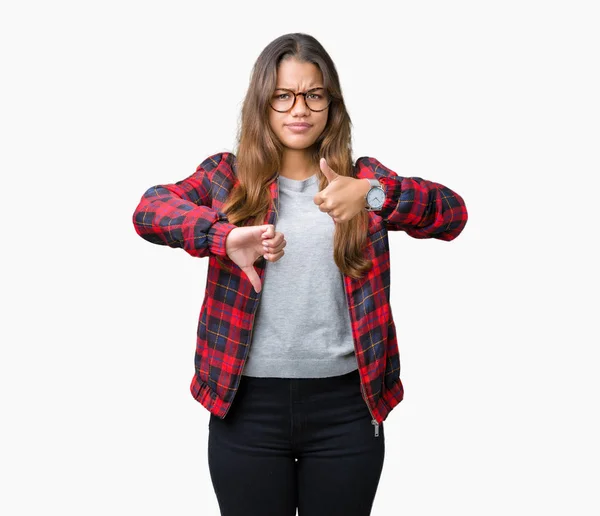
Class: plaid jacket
132,152,468,425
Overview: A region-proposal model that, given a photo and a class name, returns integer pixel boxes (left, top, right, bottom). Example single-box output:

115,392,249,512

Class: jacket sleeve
132,154,238,258
359,156,468,241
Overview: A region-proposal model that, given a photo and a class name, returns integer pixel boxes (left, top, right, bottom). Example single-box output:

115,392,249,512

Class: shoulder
197,151,238,180
195,151,238,202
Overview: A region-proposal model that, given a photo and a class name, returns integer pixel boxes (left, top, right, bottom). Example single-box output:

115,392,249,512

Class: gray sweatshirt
241,173,359,378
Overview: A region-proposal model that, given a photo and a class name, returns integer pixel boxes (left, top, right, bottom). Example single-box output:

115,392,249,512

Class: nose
291,94,310,116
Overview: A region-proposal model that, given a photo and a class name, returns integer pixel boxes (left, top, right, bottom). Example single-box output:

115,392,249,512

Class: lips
285,123,312,133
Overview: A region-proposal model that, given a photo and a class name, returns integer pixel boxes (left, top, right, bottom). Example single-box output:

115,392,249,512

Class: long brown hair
221,32,371,279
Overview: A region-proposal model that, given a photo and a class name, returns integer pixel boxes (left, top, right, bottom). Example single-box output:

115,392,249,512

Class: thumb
260,223,276,240
242,264,262,293
319,157,338,184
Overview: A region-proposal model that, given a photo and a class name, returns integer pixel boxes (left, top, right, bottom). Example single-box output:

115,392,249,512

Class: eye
276,93,290,100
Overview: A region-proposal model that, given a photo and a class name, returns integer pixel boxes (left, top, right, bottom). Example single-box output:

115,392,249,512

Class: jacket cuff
208,220,237,257
378,175,403,217
181,208,237,258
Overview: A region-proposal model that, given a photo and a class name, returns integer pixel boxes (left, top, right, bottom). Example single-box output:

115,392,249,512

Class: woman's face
268,57,329,151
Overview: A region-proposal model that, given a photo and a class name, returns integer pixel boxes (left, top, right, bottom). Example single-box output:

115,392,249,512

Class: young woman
133,33,468,516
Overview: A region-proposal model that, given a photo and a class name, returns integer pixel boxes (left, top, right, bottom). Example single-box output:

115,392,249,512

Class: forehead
276,58,324,89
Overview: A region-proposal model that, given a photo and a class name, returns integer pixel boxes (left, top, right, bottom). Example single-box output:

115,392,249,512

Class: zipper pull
371,419,379,437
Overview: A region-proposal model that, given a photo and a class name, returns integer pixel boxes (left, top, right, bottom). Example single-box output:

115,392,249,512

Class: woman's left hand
313,158,369,223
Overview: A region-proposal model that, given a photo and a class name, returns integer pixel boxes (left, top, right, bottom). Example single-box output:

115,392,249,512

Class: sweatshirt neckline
277,173,318,191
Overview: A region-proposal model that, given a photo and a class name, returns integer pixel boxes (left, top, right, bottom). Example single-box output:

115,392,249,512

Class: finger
268,239,286,255
275,237,287,251
261,238,273,254
262,232,285,247
319,157,337,183
269,232,286,247
261,224,275,239
242,265,262,293
267,249,285,262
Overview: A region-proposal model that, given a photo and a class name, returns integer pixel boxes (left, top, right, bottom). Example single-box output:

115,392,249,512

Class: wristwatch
364,178,385,211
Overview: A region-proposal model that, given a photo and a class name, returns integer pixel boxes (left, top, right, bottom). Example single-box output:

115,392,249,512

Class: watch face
367,187,385,209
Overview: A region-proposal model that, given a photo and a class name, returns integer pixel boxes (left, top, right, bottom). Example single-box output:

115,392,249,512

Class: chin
280,137,319,150
283,143,317,151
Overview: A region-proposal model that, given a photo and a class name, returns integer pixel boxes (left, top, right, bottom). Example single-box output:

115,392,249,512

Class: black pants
208,368,385,516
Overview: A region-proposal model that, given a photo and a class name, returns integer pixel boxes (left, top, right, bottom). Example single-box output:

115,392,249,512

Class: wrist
360,178,371,195
358,178,371,208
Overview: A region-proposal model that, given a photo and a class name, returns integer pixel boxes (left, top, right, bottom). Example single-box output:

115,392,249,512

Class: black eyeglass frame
268,87,332,113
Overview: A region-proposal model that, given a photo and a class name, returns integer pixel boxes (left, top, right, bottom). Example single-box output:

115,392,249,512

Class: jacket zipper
360,374,380,437
343,276,380,437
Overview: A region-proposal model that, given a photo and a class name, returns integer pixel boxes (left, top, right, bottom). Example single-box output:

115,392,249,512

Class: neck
279,148,318,180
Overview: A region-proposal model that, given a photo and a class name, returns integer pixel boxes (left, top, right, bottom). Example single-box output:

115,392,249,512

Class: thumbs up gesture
313,157,369,223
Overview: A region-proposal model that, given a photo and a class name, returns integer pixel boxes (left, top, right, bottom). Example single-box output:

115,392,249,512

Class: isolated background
1,0,598,515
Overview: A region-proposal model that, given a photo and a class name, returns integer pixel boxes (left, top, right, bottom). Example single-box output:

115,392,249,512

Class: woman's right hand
225,224,286,293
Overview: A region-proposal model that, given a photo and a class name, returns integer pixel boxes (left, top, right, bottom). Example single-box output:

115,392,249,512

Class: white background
1,0,598,515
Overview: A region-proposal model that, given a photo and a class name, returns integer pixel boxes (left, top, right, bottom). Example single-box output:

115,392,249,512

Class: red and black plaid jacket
132,152,468,424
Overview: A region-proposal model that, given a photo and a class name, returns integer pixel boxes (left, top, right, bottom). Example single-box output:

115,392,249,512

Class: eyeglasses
269,88,331,113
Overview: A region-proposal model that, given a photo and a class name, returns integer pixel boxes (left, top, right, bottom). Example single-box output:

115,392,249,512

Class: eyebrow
275,86,324,91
